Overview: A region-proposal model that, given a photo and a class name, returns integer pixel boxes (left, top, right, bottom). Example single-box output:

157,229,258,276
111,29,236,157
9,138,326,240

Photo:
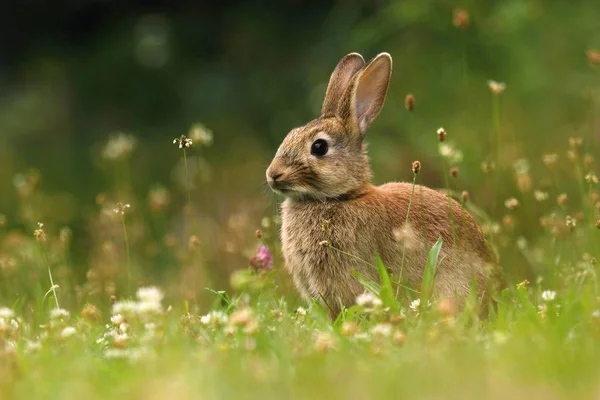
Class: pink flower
250,246,273,271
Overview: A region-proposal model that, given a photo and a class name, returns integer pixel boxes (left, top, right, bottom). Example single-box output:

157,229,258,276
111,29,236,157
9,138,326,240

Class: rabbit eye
310,139,329,157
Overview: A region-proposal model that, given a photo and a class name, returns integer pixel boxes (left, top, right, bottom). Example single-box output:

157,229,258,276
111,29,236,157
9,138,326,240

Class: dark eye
310,139,329,157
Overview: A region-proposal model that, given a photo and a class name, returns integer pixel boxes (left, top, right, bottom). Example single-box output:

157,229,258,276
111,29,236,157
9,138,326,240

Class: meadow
2,2,600,399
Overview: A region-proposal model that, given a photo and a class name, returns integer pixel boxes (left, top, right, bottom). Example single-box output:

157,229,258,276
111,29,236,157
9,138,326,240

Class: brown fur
266,52,503,316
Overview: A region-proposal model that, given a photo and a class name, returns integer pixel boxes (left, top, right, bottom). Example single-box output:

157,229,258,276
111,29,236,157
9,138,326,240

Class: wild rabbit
266,52,502,316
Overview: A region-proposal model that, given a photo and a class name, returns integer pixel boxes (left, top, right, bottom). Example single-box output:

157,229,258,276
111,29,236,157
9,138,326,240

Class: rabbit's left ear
339,53,392,137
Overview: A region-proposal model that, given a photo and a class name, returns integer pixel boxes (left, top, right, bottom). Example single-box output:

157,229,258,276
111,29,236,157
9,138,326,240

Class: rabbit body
267,52,502,315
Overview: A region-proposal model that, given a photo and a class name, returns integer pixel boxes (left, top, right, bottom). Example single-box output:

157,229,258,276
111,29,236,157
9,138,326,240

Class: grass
2,38,600,400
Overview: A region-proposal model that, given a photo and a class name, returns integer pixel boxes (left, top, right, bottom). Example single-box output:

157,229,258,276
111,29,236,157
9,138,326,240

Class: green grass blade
376,255,399,312
421,237,443,303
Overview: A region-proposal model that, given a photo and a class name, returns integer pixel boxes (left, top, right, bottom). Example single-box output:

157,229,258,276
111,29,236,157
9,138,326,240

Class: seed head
113,202,131,215
569,136,583,149
341,321,359,336
566,215,576,230
504,197,520,211
255,229,262,239
481,161,495,173
557,193,568,207
543,153,558,167
487,80,506,95
584,154,595,168
534,190,549,201
393,330,407,346
587,49,600,65
188,235,200,249
452,8,470,28
437,127,446,142
404,94,415,111
449,167,459,178
412,160,421,175
585,172,598,184
34,222,46,242
461,190,469,203
173,135,193,149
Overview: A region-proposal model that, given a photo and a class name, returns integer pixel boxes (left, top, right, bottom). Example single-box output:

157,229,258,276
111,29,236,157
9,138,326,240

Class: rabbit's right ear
321,53,365,117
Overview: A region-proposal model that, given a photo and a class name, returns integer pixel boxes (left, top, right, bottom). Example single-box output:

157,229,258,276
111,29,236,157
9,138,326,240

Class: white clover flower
200,310,228,327
24,341,42,354
50,308,70,320
370,323,393,337
136,287,164,303
438,143,463,164
534,190,549,201
112,300,138,315
295,307,307,316
111,314,124,325
189,123,213,147
0,307,15,319
487,80,506,94
60,326,77,338
136,300,163,315
409,299,421,312
541,290,557,302
355,292,383,309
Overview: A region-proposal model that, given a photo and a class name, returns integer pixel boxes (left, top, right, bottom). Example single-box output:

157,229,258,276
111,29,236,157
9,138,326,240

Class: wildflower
136,287,164,304
585,173,598,184
481,161,495,173
250,246,273,271
0,307,15,319
102,133,137,161
113,202,131,215
453,8,469,28
569,136,583,149
404,94,415,111
409,298,421,312
50,308,70,320
34,222,46,242
557,193,568,207
295,307,307,317
173,135,193,149
314,331,337,352
461,190,469,202
188,123,213,147
542,153,558,167
111,314,125,325
200,310,228,327
355,292,383,310
437,127,446,142
566,215,576,230
341,321,359,336
587,49,600,65
541,290,557,302
504,197,520,211
229,307,253,327
112,300,138,315
81,304,101,321
487,80,506,95
502,215,515,231
412,160,421,175
584,154,595,167
567,150,577,162
393,330,406,346
534,190,549,201
188,235,201,250
436,298,456,316
60,326,77,338
449,167,459,178
371,323,392,338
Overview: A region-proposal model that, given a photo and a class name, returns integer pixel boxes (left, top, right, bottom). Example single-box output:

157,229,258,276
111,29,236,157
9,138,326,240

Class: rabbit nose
269,171,283,182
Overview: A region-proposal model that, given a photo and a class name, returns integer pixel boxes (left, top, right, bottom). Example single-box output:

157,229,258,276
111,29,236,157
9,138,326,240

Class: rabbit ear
321,53,366,117
339,53,392,137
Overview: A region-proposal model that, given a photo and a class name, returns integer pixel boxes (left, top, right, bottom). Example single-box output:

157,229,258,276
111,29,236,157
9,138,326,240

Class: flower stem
397,172,417,296
39,243,59,309
121,215,132,294
183,148,192,205
492,94,501,217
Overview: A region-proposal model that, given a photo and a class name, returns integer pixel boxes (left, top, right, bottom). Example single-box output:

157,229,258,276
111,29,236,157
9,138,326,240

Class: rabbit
266,52,503,317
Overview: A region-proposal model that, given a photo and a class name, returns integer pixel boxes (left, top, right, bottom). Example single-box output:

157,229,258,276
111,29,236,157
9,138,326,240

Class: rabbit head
266,52,392,200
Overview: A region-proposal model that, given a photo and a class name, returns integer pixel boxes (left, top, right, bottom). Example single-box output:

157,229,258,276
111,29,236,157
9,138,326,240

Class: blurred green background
1,0,599,306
